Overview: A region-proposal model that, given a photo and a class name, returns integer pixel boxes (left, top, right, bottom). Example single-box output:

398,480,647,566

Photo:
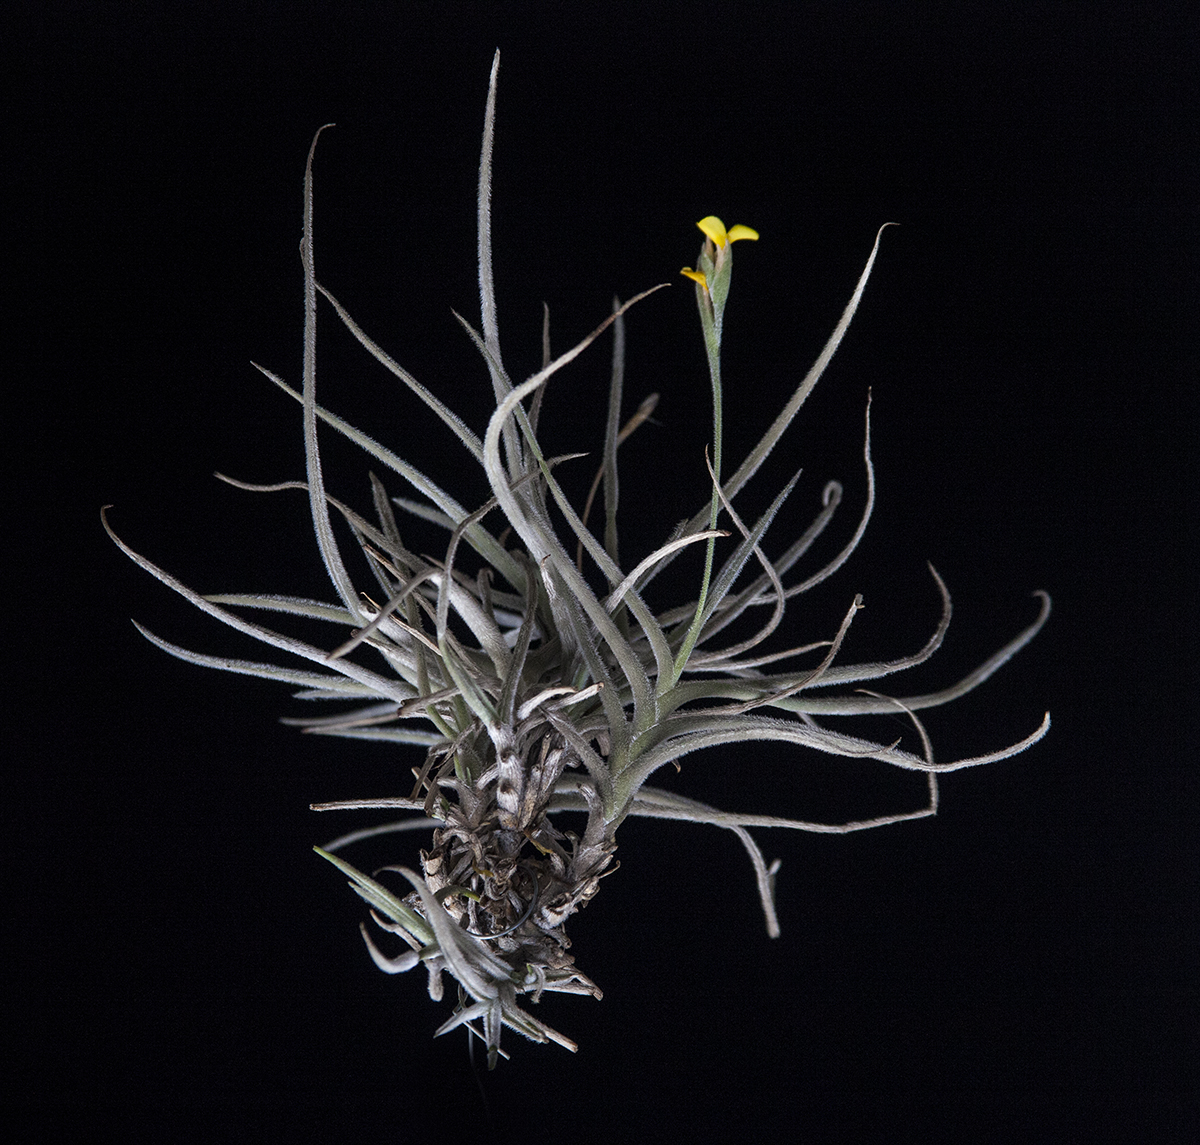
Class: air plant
105,51,1049,1067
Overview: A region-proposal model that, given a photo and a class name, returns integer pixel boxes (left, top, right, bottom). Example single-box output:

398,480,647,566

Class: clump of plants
106,52,1048,1066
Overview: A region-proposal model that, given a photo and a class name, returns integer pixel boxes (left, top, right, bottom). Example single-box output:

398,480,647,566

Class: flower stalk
672,217,760,687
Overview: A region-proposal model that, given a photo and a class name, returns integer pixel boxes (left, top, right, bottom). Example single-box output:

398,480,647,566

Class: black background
10,2,1195,1140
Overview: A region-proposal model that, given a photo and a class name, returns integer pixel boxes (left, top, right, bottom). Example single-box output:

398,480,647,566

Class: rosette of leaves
106,51,1049,1066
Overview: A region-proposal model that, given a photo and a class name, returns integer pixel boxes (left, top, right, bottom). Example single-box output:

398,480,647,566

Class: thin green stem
662,226,742,692
667,307,723,688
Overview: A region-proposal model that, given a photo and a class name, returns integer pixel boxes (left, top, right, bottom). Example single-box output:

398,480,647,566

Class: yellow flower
696,216,759,249
681,216,758,289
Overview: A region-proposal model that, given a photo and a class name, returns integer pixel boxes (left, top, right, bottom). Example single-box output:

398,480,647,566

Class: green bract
106,51,1049,1067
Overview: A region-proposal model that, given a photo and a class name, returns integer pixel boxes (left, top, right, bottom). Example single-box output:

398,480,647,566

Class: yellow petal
680,267,708,289
726,224,759,243
696,216,729,248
